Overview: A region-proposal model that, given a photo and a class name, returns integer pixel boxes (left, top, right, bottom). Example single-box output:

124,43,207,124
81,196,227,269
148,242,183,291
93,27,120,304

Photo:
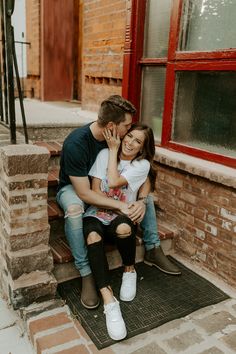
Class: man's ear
106,122,115,130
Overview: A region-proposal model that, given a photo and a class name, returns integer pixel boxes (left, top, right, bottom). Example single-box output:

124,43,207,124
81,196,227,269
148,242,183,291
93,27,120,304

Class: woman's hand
103,127,121,151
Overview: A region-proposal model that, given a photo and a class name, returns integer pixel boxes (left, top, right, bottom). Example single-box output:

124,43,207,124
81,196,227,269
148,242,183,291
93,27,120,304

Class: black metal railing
0,0,28,144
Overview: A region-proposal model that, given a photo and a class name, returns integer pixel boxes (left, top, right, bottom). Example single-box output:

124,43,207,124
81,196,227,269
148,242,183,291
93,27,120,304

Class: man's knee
66,204,83,218
116,223,132,238
87,231,102,245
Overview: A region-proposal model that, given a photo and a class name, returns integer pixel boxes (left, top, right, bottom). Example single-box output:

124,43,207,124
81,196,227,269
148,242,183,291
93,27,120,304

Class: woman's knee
116,223,132,238
87,231,102,245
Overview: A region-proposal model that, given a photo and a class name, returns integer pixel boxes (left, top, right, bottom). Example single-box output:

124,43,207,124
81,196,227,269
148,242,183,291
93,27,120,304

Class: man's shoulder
64,124,92,146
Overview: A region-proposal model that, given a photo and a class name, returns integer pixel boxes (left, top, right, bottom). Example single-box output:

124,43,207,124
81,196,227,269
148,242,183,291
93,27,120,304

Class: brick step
27,306,93,354
34,141,62,169
52,238,146,284
51,235,143,265
48,200,175,240
34,141,62,156
48,167,59,187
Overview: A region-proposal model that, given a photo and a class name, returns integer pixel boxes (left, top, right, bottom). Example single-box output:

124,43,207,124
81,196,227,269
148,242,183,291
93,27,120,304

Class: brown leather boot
144,246,181,275
81,274,100,309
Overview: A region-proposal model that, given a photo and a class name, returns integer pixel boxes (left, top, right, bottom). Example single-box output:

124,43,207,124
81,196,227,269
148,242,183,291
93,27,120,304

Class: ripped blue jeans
56,184,160,276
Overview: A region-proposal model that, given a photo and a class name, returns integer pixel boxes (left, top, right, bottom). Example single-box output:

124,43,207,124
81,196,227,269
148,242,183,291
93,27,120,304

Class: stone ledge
5,270,57,309
0,144,49,176
155,147,236,189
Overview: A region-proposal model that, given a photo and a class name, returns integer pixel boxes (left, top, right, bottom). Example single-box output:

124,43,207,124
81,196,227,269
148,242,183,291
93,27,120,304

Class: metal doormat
57,258,229,349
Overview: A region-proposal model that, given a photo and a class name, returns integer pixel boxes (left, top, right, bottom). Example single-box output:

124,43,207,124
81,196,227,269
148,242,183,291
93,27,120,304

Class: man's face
116,113,133,138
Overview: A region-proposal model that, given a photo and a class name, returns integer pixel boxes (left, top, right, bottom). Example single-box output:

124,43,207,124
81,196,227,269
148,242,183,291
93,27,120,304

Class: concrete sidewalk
0,297,34,354
1,255,236,354
15,99,96,127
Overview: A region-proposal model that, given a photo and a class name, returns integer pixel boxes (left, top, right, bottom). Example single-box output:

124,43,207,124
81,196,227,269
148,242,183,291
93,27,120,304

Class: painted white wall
12,0,27,77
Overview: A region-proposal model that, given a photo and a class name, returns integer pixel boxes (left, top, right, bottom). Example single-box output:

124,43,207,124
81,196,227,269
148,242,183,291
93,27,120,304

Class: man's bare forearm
138,178,151,199
73,184,126,210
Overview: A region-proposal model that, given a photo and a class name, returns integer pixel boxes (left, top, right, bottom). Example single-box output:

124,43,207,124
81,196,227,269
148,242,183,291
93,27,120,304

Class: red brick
36,327,80,354
55,345,90,354
88,343,115,354
74,320,91,342
29,312,71,342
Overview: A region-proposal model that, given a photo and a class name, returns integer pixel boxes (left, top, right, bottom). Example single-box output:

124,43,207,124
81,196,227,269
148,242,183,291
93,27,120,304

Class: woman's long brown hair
119,123,157,191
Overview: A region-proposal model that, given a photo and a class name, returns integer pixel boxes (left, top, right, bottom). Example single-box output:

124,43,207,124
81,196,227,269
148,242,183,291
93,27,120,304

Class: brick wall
82,0,126,110
0,145,57,308
25,0,41,98
155,164,236,287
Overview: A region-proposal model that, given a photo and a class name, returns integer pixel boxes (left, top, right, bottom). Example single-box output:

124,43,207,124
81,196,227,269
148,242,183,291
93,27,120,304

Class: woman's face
121,129,146,160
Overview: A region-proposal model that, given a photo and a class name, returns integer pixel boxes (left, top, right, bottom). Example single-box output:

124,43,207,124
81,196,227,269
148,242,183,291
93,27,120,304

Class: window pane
143,0,172,58
179,0,236,51
172,71,236,158
141,66,166,141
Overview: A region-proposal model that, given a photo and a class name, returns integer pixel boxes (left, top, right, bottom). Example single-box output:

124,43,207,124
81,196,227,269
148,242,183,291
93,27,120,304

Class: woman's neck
119,152,134,161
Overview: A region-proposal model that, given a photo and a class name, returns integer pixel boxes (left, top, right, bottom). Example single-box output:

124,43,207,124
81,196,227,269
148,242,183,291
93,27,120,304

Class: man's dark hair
97,95,136,127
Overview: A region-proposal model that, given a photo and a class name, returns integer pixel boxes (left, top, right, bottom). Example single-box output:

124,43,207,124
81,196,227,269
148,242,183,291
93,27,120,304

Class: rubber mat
57,258,229,349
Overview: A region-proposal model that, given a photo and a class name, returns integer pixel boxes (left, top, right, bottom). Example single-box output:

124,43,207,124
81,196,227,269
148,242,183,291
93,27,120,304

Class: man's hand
127,200,146,224
119,203,130,216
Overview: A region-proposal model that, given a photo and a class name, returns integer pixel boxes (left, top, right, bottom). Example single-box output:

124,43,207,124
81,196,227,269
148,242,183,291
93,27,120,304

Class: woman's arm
91,177,105,196
103,127,128,188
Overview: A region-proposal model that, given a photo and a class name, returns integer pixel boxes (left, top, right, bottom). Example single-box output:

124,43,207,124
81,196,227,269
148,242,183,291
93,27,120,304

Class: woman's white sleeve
88,149,108,179
121,159,150,191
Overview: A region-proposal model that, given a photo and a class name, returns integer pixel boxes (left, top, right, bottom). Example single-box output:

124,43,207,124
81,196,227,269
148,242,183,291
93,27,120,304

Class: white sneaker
120,271,137,301
103,298,127,340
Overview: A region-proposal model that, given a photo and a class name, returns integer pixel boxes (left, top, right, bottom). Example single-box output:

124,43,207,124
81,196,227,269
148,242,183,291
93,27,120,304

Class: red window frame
122,0,236,168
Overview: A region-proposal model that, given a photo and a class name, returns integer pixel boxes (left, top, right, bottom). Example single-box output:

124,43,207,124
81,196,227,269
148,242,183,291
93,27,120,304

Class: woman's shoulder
96,148,109,159
133,158,150,167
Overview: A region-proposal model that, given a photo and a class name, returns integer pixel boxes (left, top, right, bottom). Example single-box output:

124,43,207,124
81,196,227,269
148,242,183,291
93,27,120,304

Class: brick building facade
25,0,126,110
0,0,235,306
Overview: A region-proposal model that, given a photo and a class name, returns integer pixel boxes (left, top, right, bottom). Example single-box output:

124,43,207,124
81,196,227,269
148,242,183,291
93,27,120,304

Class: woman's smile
120,130,145,160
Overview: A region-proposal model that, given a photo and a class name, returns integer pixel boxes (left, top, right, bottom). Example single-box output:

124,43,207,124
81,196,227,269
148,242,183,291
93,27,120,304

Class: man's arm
70,175,129,214
128,177,151,223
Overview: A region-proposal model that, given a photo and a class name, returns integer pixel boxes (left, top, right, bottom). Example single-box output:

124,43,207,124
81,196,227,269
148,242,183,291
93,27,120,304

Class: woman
83,123,156,340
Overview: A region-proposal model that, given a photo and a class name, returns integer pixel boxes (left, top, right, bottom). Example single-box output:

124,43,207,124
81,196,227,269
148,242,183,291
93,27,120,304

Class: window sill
155,147,236,189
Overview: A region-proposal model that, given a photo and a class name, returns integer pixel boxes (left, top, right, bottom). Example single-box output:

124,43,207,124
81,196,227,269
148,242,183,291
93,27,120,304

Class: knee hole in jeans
65,204,83,218
87,231,102,245
116,223,131,238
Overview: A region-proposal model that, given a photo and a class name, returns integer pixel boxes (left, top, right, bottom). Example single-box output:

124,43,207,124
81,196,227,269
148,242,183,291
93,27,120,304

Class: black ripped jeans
83,215,136,290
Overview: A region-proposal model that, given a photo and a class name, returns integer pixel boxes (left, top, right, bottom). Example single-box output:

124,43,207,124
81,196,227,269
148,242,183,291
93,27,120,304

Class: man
57,95,180,309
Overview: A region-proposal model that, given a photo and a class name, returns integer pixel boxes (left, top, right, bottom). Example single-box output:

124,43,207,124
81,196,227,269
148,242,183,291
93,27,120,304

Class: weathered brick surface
6,227,50,252
82,0,126,110
0,144,55,308
25,0,41,98
0,145,49,176
29,311,71,342
10,271,57,309
155,163,236,286
56,345,90,354
36,327,80,353
5,245,53,279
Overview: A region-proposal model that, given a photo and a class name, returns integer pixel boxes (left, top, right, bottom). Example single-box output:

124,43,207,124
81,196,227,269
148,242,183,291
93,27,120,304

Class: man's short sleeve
64,142,89,177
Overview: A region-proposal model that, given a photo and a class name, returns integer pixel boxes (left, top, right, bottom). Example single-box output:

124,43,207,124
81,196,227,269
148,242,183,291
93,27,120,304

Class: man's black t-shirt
58,123,107,191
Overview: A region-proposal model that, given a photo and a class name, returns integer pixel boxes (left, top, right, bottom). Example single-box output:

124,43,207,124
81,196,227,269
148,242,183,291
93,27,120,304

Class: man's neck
90,122,105,141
